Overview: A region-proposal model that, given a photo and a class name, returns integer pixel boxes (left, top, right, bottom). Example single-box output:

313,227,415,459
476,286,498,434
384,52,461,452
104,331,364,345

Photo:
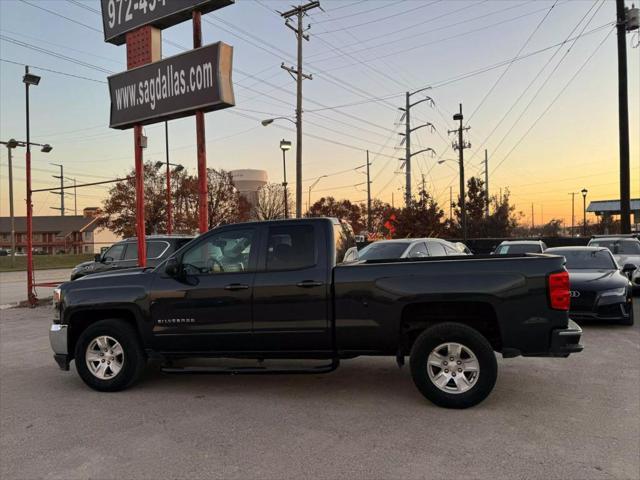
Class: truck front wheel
410,322,497,409
74,319,146,392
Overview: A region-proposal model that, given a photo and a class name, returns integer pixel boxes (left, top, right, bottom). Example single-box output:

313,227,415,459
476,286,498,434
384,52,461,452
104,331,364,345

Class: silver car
355,238,469,261
588,236,640,290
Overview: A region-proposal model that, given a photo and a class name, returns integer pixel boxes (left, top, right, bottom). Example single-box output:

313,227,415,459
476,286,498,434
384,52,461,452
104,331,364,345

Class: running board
161,359,340,375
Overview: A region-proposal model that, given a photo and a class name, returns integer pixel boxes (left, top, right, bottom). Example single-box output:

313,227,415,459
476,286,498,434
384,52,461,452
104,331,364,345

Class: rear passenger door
251,223,332,352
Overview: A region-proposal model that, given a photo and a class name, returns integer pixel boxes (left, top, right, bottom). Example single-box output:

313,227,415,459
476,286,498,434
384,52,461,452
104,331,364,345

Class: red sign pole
193,10,208,234
134,125,147,267
126,26,160,267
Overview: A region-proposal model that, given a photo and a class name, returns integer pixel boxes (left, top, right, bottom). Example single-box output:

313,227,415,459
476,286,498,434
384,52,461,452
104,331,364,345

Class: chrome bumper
49,324,68,355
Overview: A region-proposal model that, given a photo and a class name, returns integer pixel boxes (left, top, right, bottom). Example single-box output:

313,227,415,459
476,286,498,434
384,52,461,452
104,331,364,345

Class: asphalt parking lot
1,305,639,480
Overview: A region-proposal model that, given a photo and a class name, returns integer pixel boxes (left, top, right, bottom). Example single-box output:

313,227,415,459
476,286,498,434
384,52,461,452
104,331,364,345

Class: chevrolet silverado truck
49,218,583,409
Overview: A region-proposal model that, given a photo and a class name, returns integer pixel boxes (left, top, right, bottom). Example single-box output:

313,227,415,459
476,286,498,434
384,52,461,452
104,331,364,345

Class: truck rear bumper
549,319,584,357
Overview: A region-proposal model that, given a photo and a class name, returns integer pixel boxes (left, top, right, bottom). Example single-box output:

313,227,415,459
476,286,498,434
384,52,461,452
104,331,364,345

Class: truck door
251,222,332,352
148,227,257,352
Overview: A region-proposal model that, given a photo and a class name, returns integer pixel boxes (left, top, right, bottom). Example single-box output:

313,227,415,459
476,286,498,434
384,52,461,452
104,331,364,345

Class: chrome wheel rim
427,342,480,394
85,335,124,380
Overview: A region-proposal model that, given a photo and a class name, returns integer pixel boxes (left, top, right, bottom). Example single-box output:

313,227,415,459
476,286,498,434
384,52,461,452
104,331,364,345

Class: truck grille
570,291,596,312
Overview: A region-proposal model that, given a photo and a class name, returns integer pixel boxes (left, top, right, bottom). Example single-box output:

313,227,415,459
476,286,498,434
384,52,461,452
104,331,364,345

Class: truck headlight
600,287,626,298
53,287,62,304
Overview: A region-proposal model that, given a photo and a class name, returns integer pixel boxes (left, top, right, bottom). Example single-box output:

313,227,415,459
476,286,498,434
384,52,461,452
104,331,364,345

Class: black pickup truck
50,218,583,409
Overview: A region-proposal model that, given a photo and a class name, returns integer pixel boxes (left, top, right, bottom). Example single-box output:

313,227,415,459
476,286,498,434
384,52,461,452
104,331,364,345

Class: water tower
230,169,268,209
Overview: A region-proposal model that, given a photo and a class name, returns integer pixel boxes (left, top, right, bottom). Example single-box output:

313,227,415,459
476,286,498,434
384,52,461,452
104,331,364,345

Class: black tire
410,322,498,409
74,319,146,392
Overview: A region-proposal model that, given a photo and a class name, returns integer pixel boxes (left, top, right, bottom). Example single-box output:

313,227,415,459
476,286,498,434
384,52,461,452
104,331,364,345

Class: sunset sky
1,0,638,228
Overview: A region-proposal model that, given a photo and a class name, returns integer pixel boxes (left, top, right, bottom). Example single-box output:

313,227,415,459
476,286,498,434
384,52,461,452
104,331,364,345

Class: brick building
0,211,100,254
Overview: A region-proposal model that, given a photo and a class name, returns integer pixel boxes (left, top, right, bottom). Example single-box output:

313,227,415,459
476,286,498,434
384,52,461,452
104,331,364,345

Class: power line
314,0,441,34
466,0,559,124
319,2,573,70
491,26,615,175
0,34,114,74
0,58,106,83
18,0,102,33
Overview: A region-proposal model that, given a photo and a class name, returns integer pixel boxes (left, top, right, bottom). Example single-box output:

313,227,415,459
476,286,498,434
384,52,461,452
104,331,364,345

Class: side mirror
94,253,101,262
622,263,637,273
165,257,180,277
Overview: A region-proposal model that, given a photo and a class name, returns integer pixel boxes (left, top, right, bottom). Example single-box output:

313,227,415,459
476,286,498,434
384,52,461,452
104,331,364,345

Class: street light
581,188,588,236
262,116,302,217
308,175,328,214
280,139,292,218
154,160,184,234
23,66,41,306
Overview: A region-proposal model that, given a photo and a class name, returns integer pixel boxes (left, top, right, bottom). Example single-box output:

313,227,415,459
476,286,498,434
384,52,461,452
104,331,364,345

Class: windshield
550,249,616,270
358,242,408,260
590,239,640,255
495,243,541,254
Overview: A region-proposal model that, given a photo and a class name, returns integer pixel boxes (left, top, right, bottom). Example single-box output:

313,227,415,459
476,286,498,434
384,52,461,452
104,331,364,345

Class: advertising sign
108,42,234,129
101,0,234,45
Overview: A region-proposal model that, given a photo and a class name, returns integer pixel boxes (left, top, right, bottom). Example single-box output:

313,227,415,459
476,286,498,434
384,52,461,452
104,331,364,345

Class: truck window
123,241,169,260
182,229,254,275
102,243,125,262
266,225,315,271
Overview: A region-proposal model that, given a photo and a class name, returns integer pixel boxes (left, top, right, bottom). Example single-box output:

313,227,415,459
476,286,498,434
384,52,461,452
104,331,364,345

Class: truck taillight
548,271,570,311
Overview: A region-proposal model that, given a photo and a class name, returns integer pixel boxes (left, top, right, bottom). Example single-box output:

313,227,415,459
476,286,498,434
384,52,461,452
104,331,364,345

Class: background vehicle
492,240,547,255
588,236,640,291
357,238,469,261
546,246,634,325
51,218,582,409
70,235,193,280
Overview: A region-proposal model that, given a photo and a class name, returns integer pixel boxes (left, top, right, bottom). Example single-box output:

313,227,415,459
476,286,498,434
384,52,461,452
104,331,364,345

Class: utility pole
484,149,489,218
448,104,471,242
50,163,65,216
449,186,453,221
398,88,435,208
569,192,576,237
366,150,372,232
616,0,635,233
281,1,320,218
2,141,16,267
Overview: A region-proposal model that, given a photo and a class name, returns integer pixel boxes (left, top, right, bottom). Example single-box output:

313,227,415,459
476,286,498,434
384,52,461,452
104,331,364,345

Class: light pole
262,116,304,217
581,188,588,236
280,139,292,218
23,66,41,306
155,160,184,234
308,175,327,214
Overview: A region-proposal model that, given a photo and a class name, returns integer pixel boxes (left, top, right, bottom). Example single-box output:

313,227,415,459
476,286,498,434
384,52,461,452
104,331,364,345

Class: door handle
224,283,249,291
296,280,323,288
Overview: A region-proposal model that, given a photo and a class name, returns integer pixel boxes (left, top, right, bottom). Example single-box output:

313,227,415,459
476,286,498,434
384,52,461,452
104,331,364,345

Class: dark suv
70,235,193,281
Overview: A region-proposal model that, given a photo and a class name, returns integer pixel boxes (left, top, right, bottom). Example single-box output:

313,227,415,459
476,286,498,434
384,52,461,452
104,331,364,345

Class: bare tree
254,183,287,220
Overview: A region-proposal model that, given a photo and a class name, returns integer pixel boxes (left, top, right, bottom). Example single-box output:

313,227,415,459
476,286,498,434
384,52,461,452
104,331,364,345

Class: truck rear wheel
74,319,146,392
410,322,497,409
